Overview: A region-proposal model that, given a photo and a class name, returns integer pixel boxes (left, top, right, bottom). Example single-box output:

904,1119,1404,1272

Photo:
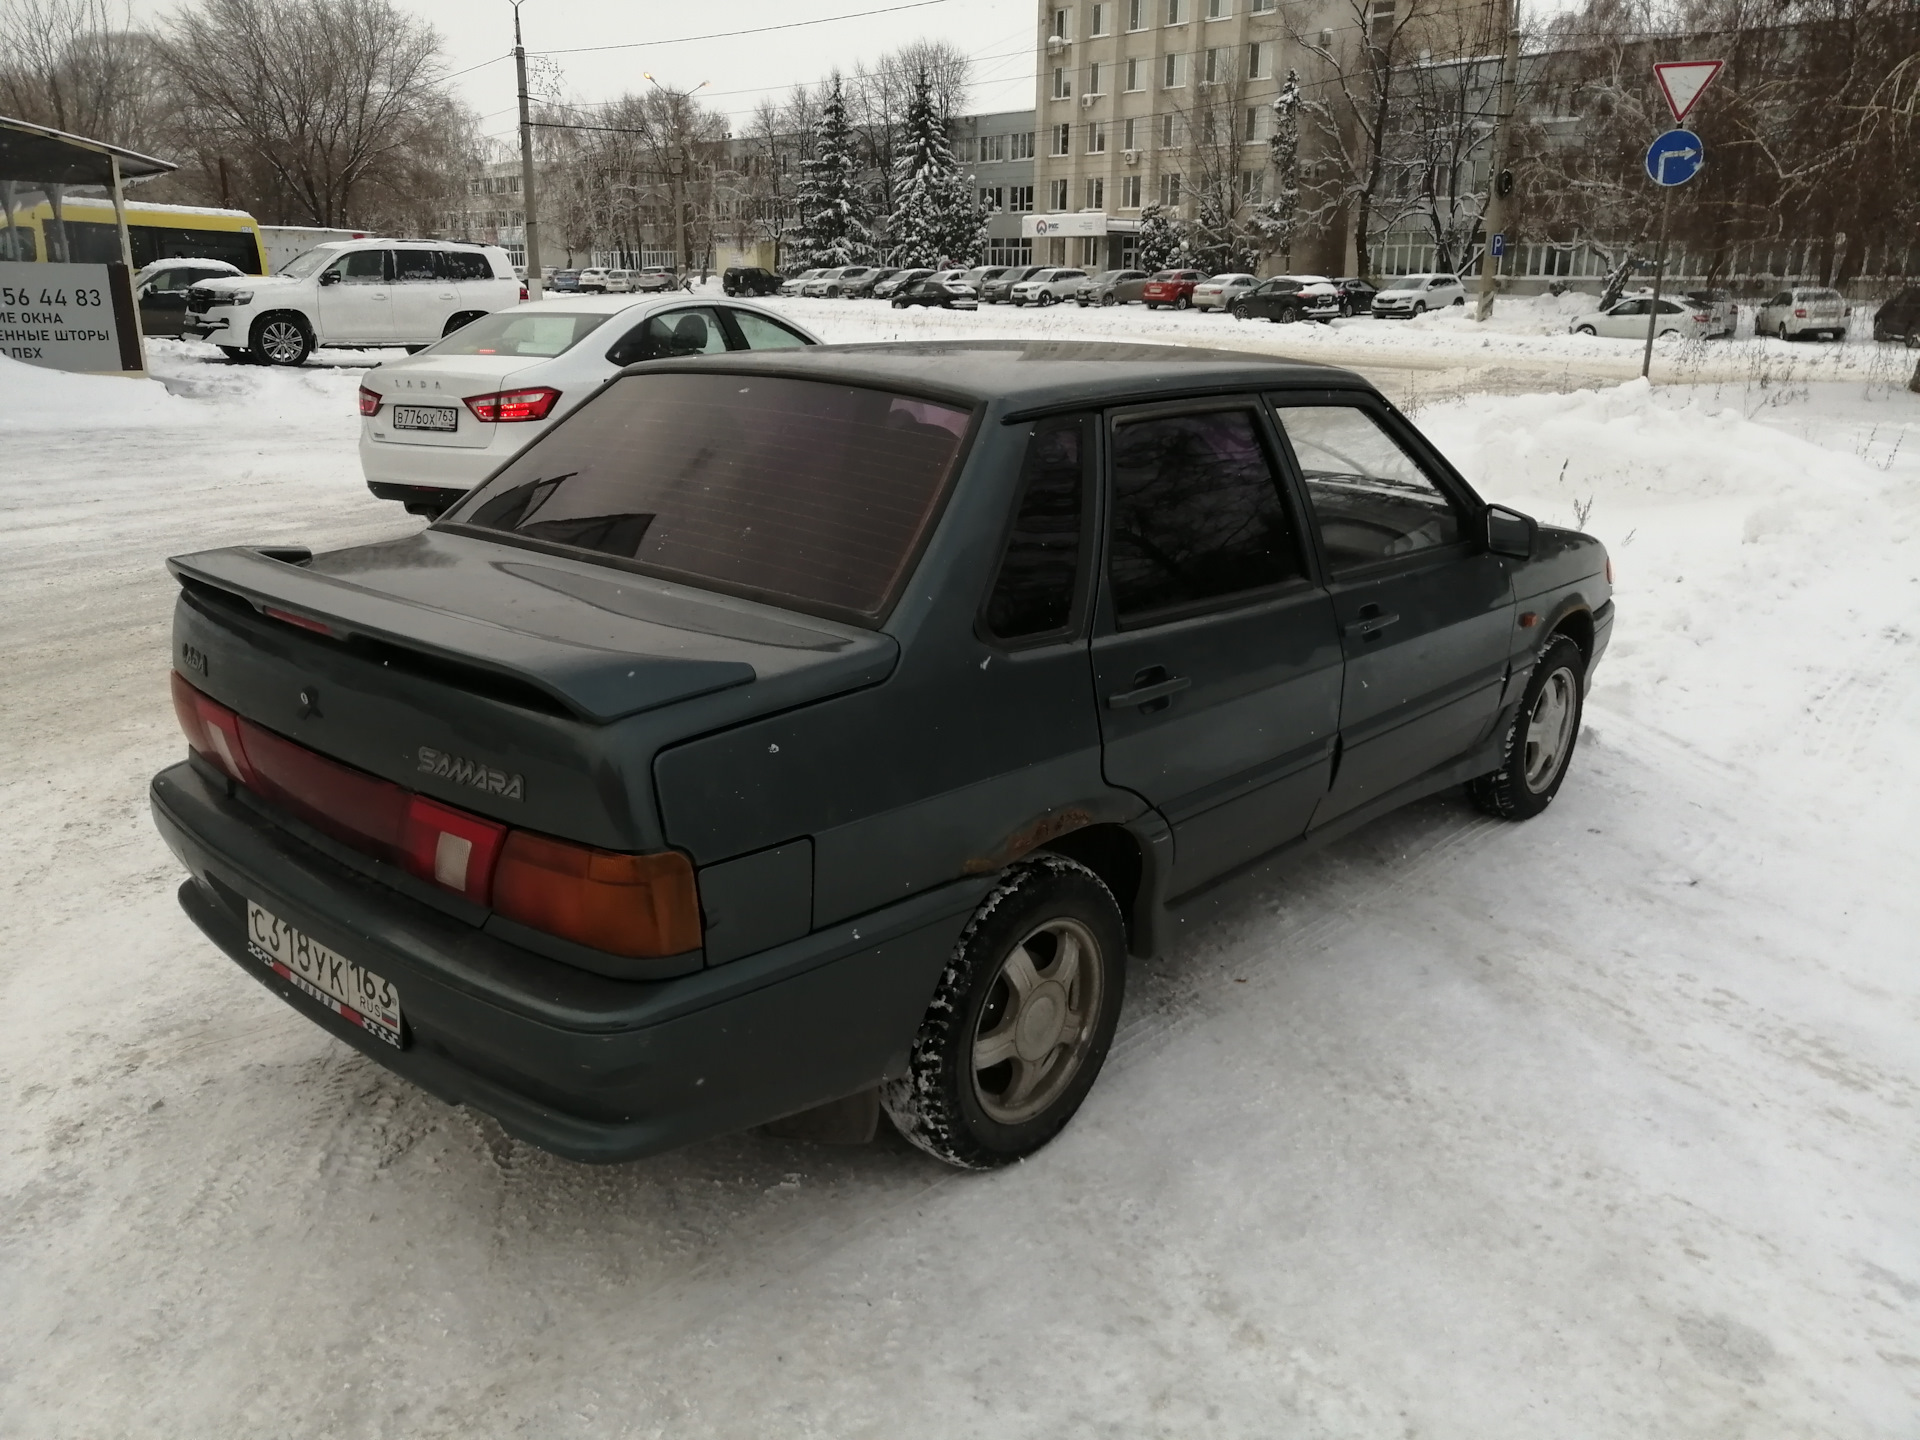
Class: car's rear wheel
442,310,486,337
1471,634,1586,821
1278,306,1299,324
882,855,1126,1169
1778,323,1791,341
250,314,311,366
1174,294,1191,310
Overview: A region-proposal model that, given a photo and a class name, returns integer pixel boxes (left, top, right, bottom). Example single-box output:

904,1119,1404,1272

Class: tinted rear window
429,310,609,357
445,372,972,621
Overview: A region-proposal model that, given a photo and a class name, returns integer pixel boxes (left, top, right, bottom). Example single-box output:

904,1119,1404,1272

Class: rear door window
446,373,973,622
1106,407,1306,623
392,249,440,282
727,310,812,350
437,251,493,281
605,308,728,365
984,416,1087,641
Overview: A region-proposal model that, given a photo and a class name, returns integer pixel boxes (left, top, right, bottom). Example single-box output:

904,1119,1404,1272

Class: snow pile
0,352,198,430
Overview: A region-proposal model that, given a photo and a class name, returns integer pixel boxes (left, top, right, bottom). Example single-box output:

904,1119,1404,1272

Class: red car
1141,269,1206,310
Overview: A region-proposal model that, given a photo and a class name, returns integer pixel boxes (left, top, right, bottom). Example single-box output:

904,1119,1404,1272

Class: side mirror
1486,504,1537,559
318,269,342,286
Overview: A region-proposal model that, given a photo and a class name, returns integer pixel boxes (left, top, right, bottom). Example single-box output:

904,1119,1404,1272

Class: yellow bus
1,195,268,273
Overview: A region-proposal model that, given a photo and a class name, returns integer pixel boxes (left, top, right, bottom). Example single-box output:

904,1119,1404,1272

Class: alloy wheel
970,916,1104,1125
259,320,306,364
1524,666,1579,792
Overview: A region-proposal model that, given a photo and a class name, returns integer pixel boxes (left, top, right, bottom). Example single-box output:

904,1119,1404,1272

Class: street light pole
1475,0,1522,322
512,0,544,298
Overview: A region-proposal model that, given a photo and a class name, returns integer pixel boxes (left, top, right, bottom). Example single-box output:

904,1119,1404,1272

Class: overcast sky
132,0,1583,145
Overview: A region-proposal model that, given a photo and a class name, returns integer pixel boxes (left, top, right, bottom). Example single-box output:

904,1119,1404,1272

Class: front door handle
1107,674,1192,709
1344,610,1401,639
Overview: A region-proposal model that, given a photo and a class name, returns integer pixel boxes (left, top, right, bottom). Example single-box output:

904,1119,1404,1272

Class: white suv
1010,268,1089,306
183,239,521,365
1371,273,1467,318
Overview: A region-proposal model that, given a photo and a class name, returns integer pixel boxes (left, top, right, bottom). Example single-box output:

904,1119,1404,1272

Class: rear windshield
429,310,610,357
443,372,972,622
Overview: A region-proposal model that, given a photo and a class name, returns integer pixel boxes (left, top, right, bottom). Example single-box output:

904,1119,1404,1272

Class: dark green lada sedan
151,341,1612,1169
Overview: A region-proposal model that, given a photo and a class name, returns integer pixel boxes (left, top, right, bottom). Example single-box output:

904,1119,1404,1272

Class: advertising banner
0,261,143,373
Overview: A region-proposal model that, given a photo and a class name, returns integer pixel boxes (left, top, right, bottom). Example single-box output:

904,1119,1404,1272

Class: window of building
1053,7,1072,38
1204,46,1223,82
1053,67,1072,99
1165,0,1184,23
1128,0,1147,27
1107,409,1305,622
1124,57,1143,91
954,137,976,163
1123,116,1140,148
1207,0,1229,16
1160,112,1181,147
1121,174,1143,207
1251,0,1274,11
1049,178,1070,210
980,186,1006,210
984,416,1088,642
1160,171,1182,205
1086,177,1105,208
1163,51,1186,86
1248,40,1267,77
1370,0,1396,42
1010,184,1036,212
1243,169,1264,201
980,133,1006,162
1091,2,1110,35
1088,120,1108,153
1088,61,1103,94
1051,122,1073,155
1011,131,1036,160
1245,105,1264,141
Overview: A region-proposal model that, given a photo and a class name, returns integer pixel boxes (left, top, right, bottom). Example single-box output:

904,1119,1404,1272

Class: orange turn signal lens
492,832,701,958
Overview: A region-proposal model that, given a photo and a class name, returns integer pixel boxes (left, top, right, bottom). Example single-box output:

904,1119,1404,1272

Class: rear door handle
1344,611,1400,638
1107,675,1192,709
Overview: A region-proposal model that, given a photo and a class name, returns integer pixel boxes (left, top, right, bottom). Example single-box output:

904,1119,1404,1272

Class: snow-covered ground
2,328,1918,1438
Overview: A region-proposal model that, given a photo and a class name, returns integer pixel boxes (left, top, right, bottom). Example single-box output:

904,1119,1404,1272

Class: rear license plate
246,901,403,1046
391,405,457,432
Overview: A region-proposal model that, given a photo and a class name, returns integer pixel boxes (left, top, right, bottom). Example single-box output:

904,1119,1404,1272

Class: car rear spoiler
168,547,756,724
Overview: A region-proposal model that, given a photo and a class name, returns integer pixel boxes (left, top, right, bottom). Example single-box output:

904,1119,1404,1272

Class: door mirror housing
318,269,342,286
1486,504,1536,559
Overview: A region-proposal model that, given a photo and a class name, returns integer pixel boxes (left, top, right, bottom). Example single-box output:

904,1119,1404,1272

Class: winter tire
1174,294,1191,310
1278,307,1299,324
1412,301,1428,316
1778,323,1791,341
1146,303,1159,310
882,855,1126,1169
1471,634,1586,821
1575,324,1596,335
827,286,841,298
1339,300,1353,318
1039,291,1056,306
1453,295,1465,305
1102,293,1117,306
1232,302,1250,321
892,298,906,309
250,314,311,366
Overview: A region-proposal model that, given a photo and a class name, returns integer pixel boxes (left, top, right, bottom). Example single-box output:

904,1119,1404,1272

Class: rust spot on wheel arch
963,808,1096,873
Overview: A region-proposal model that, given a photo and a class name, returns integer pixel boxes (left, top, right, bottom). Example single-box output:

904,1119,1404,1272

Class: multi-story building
952,109,1040,267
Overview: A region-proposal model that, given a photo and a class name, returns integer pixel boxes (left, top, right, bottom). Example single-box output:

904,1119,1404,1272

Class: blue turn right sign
1645,129,1705,186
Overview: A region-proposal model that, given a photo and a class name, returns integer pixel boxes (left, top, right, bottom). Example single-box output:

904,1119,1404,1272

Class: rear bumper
151,760,981,1163
358,427,523,489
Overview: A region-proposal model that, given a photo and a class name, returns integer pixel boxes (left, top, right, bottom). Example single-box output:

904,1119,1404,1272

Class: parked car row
1567,285,1860,342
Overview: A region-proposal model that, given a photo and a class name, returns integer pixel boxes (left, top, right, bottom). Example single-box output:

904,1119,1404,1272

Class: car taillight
171,671,256,786
357,385,381,416
519,283,529,301
493,832,701,958
264,606,334,637
464,386,560,422
170,671,693,942
1693,312,1710,321
1794,307,1807,318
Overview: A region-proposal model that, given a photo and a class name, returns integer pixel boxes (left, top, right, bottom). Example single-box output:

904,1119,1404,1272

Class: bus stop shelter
1,115,176,373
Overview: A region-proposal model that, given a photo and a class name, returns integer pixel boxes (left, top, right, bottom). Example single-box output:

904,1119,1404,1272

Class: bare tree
161,0,449,228
0,0,163,145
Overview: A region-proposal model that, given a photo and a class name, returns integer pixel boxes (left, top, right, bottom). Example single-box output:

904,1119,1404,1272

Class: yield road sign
1653,60,1724,124
1646,129,1705,186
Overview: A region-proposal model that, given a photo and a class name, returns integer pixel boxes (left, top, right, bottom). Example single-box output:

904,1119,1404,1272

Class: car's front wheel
1471,634,1586,820
1039,291,1057,306
1174,294,1191,310
1575,324,1597,335
1278,306,1299,324
250,314,311,366
883,855,1126,1169
1412,301,1428,316
1232,302,1251,321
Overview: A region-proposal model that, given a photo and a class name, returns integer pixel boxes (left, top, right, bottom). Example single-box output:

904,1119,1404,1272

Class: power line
526,0,957,59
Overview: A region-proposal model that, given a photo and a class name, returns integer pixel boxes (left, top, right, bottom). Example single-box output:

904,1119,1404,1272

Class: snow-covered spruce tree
791,72,870,268
1253,70,1302,270
886,66,983,268
1134,202,1190,272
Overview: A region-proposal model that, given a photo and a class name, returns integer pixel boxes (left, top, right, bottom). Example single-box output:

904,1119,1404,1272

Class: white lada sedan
358,295,821,517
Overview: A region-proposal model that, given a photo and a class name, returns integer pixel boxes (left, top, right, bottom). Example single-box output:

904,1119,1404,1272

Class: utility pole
1475,0,1522,322
512,0,544,298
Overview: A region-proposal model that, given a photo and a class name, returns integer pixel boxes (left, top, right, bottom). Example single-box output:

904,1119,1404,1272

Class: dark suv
151,342,1611,1170
1872,286,1920,345
723,266,781,297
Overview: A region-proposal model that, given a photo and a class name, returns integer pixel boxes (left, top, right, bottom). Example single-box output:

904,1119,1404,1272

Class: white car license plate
391,405,457,432
246,901,403,1047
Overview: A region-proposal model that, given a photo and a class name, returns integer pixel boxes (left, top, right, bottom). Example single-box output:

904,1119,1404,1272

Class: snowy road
3,332,1918,1438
